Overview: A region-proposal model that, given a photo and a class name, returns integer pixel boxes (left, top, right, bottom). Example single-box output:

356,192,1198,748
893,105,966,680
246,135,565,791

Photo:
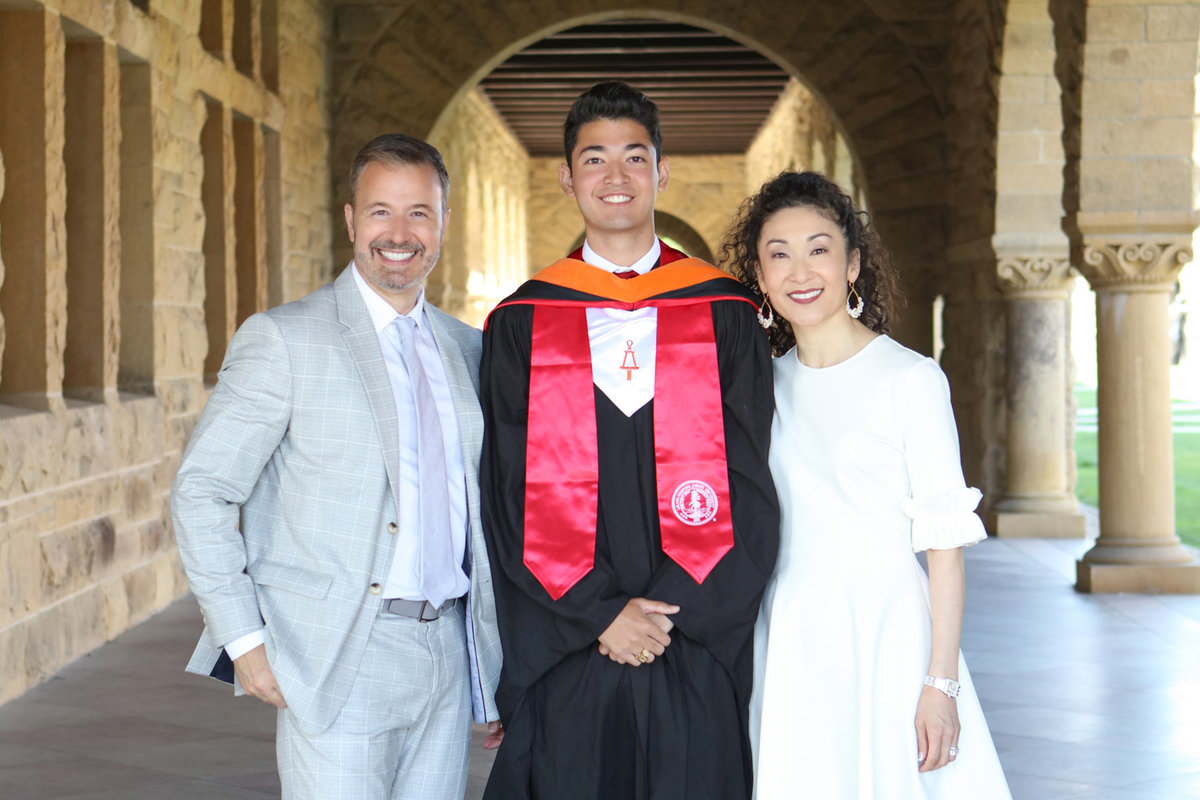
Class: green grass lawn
1074,387,1200,548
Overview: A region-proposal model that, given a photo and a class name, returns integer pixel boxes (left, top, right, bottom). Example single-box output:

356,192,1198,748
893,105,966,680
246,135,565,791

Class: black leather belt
380,597,459,622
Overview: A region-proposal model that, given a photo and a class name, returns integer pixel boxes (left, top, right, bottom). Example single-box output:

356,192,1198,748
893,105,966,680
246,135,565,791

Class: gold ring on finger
637,648,651,663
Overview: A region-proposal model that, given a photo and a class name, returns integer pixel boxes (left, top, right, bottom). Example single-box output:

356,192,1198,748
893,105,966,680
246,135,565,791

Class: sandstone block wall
657,156,750,262
320,0,1002,540
996,0,1070,251
744,78,853,197
936,0,1007,517
0,147,5,388
430,89,530,327
6,0,1200,701
0,0,330,705
527,156,583,271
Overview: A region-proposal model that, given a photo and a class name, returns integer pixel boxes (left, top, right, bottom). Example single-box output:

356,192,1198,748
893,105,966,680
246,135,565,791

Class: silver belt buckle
417,600,440,622
420,597,459,622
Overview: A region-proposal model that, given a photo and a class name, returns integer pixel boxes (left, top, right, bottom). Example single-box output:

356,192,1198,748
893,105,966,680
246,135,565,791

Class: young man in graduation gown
478,81,780,800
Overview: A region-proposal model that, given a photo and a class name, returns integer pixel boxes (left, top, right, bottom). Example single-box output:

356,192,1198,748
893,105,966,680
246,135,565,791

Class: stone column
992,254,1086,537
891,292,935,358
1075,237,1200,592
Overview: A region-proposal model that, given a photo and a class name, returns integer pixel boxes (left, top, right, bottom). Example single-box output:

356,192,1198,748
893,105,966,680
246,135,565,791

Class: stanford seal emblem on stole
671,480,719,526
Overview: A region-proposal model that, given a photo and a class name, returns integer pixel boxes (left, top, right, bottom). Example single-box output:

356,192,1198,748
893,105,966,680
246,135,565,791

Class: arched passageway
1,0,1198,708
567,210,717,264
330,1,979,512
330,0,1200,595
330,3,954,341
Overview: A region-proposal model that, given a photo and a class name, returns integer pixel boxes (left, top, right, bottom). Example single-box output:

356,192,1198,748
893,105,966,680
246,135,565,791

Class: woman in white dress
722,172,1011,799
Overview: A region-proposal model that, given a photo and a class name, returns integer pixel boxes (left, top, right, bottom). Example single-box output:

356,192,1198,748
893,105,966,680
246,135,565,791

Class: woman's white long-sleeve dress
749,336,1011,799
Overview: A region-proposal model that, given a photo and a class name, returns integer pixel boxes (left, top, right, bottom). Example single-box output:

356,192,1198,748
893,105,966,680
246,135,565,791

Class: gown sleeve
479,304,630,698
643,299,780,671
899,357,988,552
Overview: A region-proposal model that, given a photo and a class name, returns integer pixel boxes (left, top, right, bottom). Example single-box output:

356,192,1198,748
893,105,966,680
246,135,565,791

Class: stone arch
328,0,1039,519
565,210,714,264
1063,2,1200,592
330,0,954,338
654,211,714,263
928,0,1008,517
986,0,1086,540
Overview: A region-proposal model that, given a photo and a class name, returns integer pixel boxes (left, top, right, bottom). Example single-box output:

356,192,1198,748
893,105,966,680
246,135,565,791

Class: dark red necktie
613,269,638,279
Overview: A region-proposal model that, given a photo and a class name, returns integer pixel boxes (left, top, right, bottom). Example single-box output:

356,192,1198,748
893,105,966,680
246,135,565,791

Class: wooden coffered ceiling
478,18,791,158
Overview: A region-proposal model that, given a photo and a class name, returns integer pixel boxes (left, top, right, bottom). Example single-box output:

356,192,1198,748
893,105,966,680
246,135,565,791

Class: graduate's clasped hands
596,598,679,666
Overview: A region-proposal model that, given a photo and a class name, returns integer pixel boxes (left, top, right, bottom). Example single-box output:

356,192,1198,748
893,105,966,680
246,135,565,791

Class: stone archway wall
1067,2,1200,591
519,75,851,282
526,156,582,270
0,0,332,703
655,155,750,262
988,0,1085,538
429,89,530,327
744,77,852,193
330,2,955,316
562,211,717,264
655,211,715,264
330,0,995,494
937,0,1008,515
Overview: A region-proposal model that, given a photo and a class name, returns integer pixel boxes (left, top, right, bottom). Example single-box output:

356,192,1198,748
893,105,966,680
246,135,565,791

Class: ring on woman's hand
948,746,959,758
637,648,651,663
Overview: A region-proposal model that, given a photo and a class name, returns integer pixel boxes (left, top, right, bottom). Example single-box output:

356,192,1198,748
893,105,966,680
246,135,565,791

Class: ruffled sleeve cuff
902,487,987,552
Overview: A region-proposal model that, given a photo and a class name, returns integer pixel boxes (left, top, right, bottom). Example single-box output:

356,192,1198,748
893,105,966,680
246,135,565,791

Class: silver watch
924,674,960,698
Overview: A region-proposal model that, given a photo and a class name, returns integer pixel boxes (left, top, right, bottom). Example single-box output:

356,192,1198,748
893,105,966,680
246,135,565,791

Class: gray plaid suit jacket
173,266,501,735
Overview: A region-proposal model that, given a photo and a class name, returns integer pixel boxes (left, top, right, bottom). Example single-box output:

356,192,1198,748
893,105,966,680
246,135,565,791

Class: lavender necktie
389,316,456,607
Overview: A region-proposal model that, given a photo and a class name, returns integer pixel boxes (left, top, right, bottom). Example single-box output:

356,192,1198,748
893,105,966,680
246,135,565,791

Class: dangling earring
757,296,775,329
846,281,864,319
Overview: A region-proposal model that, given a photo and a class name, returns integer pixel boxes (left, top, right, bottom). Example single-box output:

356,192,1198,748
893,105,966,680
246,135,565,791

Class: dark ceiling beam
517,45,756,56
504,112,770,122
484,88,784,97
478,18,790,156
493,63,775,73
492,98,782,109
481,79,787,91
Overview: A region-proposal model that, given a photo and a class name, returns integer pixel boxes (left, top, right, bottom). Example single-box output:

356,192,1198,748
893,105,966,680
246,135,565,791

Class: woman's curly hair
720,171,899,356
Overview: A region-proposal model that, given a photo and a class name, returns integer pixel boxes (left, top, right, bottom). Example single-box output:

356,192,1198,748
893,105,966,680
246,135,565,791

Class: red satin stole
508,256,754,600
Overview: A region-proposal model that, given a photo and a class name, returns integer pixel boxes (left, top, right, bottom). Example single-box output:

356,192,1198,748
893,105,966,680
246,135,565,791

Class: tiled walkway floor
2,527,1199,799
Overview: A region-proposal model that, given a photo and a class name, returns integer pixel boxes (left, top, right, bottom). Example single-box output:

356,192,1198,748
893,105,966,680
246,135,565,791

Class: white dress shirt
582,240,661,417
224,265,470,661
350,264,470,602
581,238,661,276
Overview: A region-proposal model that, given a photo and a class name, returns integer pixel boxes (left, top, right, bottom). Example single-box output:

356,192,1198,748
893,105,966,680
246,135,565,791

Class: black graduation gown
479,260,779,800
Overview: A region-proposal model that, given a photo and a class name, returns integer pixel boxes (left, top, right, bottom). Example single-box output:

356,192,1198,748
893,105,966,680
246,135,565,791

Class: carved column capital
1078,237,1191,292
996,254,1074,298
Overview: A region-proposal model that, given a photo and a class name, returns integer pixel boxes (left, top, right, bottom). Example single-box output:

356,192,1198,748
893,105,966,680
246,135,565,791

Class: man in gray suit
172,134,502,800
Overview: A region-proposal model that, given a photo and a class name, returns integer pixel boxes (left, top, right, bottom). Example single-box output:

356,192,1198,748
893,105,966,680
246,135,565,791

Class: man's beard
364,238,440,291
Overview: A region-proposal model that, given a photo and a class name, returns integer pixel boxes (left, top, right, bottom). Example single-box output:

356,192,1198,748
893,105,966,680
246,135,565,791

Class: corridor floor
2,527,1199,799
